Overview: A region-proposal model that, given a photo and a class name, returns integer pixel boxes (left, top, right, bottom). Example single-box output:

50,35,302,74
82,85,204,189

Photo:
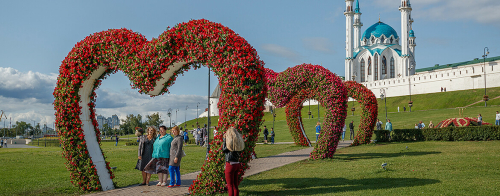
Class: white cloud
373,0,500,24
302,37,335,54
0,67,57,103
261,44,302,64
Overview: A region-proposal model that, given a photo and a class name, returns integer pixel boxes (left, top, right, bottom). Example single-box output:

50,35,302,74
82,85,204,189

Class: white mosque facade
202,0,500,118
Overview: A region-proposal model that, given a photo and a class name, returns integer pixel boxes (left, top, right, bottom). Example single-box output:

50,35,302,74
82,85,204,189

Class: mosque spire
355,0,360,13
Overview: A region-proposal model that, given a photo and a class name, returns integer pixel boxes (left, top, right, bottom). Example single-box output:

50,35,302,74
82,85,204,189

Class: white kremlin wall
364,59,500,98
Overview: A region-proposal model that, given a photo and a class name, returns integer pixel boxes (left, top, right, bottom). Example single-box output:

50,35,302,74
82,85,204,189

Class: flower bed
436,117,490,128
266,64,347,159
344,81,378,146
54,19,266,194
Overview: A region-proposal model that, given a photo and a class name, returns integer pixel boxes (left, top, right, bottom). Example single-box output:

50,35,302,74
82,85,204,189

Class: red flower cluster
54,19,266,194
266,64,348,159
437,117,490,128
344,81,378,146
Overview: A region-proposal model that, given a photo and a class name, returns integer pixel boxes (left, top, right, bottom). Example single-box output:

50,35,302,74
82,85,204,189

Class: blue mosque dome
362,22,399,40
409,29,415,37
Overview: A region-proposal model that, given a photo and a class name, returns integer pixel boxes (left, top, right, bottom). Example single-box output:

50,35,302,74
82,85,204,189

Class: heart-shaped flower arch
53,19,266,193
266,64,348,159
344,81,378,146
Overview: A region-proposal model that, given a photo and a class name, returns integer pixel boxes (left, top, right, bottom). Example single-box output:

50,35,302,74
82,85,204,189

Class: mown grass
0,142,305,196
238,141,500,195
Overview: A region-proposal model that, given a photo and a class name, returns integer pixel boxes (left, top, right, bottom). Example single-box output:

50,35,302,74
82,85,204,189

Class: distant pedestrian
115,134,119,146
398,106,400,112
1,138,3,148
213,126,218,137
385,119,393,131
4,139,7,148
349,121,355,140
183,129,189,146
496,111,500,126
270,128,275,144
404,106,406,112
478,114,483,126
376,119,383,130
193,128,199,145
223,127,245,196
441,87,443,92
342,124,346,142
429,121,434,128
315,122,321,142
263,126,269,144
414,124,419,129
444,87,447,92
418,121,425,129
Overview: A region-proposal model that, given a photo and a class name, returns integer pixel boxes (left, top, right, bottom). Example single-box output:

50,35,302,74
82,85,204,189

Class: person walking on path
263,126,269,144
478,114,483,126
223,127,245,196
3,139,6,148
145,125,173,187
349,121,355,140
183,129,189,146
315,122,321,142
168,126,183,188
404,106,406,112
376,119,383,130
270,128,275,144
136,127,156,186
1,138,3,148
398,106,400,112
342,124,346,142
496,111,500,126
115,134,119,146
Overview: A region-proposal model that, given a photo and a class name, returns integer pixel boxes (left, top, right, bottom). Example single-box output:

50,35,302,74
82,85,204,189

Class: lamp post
380,88,388,122
483,47,489,107
206,66,211,158
185,105,188,129
408,65,414,112
167,108,172,128
175,109,179,126
196,102,200,126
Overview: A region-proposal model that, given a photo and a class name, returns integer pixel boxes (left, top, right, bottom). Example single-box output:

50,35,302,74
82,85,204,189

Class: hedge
374,126,500,142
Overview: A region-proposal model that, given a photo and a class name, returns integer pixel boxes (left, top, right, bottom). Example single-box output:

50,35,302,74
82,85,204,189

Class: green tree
102,123,112,137
120,114,144,135
144,112,164,128
13,121,30,136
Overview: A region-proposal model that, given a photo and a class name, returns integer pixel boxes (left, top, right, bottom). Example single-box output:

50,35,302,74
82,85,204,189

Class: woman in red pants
223,127,245,196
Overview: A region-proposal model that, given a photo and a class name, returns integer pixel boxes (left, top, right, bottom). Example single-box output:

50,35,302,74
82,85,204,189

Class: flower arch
266,64,348,159
344,81,378,146
284,89,317,146
53,19,266,194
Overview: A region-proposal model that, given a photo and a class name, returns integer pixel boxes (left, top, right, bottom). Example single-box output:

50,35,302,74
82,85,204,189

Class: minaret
409,29,416,75
353,0,363,49
345,0,355,81
399,0,412,76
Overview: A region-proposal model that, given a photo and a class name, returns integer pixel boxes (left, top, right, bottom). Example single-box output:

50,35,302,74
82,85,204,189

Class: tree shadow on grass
240,177,440,195
333,151,441,161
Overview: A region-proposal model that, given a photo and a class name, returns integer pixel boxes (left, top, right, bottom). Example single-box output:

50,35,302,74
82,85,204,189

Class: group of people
192,125,209,146
414,121,434,129
135,126,184,187
262,126,275,144
134,125,245,196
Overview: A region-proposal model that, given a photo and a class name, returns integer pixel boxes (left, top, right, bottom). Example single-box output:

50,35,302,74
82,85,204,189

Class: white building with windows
345,0,416,83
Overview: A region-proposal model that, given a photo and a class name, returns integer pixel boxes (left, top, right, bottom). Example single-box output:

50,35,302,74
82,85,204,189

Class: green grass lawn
0,142,306,196
238,141,500,195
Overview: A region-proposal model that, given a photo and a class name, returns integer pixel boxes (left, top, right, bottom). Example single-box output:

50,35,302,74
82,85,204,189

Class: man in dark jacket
349,121,355,140
263,126,269,144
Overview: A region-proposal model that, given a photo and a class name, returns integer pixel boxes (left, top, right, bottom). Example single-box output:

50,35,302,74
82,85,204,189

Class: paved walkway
87,140,353,196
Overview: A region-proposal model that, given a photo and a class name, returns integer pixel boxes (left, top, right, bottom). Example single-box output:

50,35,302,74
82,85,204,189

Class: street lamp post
380,88,388,122
175,109,179,126
483,47,489,107
196,102,200,126
408,65,414,112
167,108,172,128
185,105,188,129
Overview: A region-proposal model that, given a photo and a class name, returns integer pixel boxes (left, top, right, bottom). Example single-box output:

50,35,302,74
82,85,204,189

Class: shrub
391,129,425,142
125,141,138,146
374,130,390,142
423,126,500,141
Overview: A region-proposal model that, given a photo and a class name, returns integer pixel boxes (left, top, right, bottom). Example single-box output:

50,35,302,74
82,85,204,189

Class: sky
1,0,500,129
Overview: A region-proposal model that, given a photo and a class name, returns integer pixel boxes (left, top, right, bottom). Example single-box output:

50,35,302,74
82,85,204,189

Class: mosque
201,0,500,118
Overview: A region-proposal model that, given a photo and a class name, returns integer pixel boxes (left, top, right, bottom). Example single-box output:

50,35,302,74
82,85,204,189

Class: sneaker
161,182,167,187
156,182,162,186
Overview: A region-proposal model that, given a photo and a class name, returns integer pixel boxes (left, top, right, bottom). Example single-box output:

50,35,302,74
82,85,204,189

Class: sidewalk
87,140,353,196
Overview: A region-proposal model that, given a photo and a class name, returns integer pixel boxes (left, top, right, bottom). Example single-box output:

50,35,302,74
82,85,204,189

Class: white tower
399,0,412,76
353,0,363,49
345,0,354,81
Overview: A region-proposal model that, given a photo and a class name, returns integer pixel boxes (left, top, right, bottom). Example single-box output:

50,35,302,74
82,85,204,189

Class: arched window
374,54,379,80
360,59,366,82
382,56,387,75
368,57,372,75
390,57,395,78
371,37,375,44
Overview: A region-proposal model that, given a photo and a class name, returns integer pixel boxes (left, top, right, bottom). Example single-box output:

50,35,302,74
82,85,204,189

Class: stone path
86,140,353,196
